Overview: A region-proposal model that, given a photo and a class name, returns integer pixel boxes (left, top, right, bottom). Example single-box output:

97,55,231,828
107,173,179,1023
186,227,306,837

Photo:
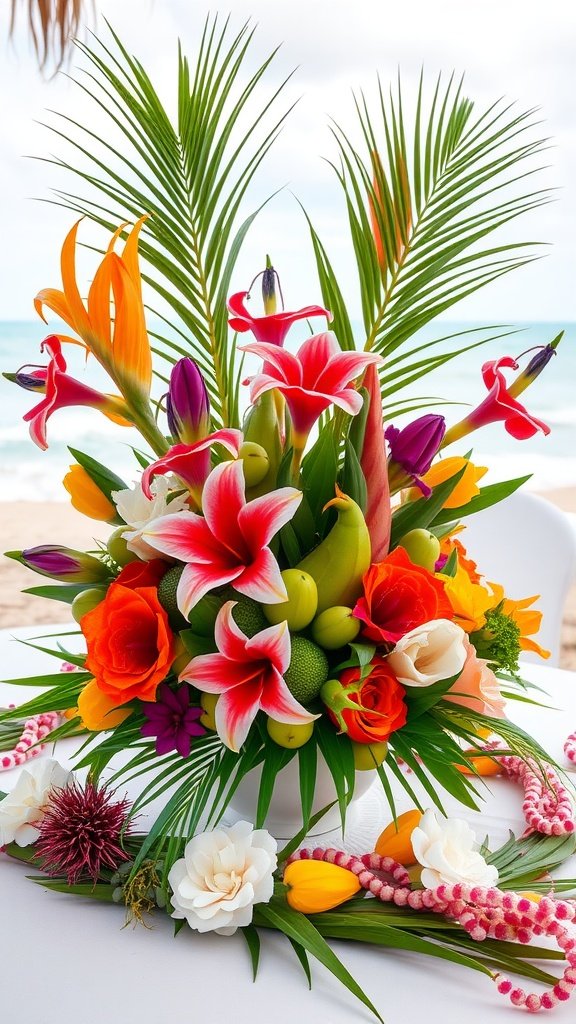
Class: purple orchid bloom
140,683,206,758
385,414,446,496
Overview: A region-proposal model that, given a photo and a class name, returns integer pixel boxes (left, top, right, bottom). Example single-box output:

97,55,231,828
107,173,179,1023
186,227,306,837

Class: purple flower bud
3,367,48,393
524,344,556,378
6,545,109,583
166,358,210,444
386,414,446,478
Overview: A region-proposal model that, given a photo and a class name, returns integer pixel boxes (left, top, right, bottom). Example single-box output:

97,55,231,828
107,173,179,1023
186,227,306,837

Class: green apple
106,526,138,566
263,569,318,631
351,740,388,771
239,441,270,487
311,605,361,650
71,587,107,623
266,718,314,749
397,528,441,572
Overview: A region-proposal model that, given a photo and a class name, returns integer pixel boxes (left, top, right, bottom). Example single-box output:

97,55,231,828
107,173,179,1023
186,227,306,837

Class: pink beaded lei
0,710,61,771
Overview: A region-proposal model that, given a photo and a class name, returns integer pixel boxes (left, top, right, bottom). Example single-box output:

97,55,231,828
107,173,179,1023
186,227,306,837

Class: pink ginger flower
181,602,318,751
241,332,382,448
228,291,332,345
141,429,243,500
18,336,130,450
142,459,302,619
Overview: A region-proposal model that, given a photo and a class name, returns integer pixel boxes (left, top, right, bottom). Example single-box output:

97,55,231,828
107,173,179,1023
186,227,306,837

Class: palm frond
307,72,552,399
40,17,294,427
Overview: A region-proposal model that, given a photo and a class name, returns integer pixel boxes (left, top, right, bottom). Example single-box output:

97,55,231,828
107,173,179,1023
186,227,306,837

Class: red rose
330,658,407,743
115,558,167,590
353,547,453,645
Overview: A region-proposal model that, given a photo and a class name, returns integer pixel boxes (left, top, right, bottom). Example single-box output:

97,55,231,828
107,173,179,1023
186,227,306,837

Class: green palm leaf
40,17,294,427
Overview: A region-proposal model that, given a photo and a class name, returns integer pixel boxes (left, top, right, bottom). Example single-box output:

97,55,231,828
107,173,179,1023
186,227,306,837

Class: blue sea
0,319,574,500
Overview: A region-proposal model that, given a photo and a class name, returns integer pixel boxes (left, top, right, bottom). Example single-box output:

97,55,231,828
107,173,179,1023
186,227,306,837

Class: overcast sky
0,0,574,322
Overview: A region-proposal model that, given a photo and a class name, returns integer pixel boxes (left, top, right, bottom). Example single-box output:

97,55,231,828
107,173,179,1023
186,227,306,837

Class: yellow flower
374,809,422,864
441,563,494,632
63,464,116,521
35,218,152,403
417,457,488,509
76,679,132,731
489,583,550,660
283,860,361,913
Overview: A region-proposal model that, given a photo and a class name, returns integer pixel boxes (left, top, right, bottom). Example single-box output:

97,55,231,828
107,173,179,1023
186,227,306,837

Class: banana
243,391,283,498
296,485,371,612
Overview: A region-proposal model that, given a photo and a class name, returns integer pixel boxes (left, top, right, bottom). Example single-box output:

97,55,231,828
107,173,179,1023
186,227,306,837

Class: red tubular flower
443,356,550,447
228,291,332,345
141,429,243,500
21,336,130,450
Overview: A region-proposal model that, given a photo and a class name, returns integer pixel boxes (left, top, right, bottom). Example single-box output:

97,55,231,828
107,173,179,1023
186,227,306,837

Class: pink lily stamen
21,336,130,450
142,459,302,619
181,602,318,751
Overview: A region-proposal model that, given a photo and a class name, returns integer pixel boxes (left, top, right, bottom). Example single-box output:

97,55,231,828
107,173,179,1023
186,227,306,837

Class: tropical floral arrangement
1,18,575,1019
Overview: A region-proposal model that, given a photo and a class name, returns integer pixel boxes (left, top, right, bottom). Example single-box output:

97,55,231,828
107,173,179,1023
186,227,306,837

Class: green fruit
284,636,329,704
227,594,268,637
157,566,187,629
239,441,270,487
295,490,371,613
71,587,107,623
397,528,441,572
263,569,318,631
351,741,388,771
267,718,314,749
311,605,361,650
106,527,138,566
200,692,219,731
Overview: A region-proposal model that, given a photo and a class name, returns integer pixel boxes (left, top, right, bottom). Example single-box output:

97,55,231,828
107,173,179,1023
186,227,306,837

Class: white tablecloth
1,624,575,1024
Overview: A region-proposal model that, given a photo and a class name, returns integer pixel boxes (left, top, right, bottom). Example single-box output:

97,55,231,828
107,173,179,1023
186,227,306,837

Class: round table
1,625,575,1024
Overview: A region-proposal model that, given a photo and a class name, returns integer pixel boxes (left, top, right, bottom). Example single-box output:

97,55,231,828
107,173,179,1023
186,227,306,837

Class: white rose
0,759,71,847
168,820,277,935
387,619,467,687
112,476,189,561
411,809,498,890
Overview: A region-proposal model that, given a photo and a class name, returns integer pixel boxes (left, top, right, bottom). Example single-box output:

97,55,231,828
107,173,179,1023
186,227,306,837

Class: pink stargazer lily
141,429,243,500
21,336,130,450
181,602,318,751
442,356,551,448
241,332,382,447
228,291,332,346
142,459,302,619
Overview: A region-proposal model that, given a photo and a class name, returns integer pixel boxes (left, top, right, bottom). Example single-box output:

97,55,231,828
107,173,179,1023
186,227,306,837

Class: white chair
460,490,576,667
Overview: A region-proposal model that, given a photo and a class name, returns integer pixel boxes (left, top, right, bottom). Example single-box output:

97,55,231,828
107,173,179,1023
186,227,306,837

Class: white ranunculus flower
0,759,71,848
112,476,189,561
386,619,467,687
411,809,499,890
168,821,278,935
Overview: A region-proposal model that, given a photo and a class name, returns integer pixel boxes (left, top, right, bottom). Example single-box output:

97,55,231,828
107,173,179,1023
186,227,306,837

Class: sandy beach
1,491,575,670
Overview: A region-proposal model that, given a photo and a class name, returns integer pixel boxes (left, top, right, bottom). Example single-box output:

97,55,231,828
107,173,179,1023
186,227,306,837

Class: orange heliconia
374,809,423,865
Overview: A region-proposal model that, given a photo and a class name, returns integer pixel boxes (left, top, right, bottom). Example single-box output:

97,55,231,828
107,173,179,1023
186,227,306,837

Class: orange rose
82,583,174,704
354,547,454,645
329,659,407,743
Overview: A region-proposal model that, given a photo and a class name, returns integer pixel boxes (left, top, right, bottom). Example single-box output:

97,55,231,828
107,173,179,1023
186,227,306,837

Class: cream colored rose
112,476,189,561
168,820,277,935
411,808,498,890
386,619,467,687
0,759,71,847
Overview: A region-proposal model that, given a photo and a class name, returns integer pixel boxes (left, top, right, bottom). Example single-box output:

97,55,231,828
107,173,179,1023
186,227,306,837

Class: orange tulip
76,679,132,731
374,809,423,864
454,753,502,777
283,860,361,913
35,218,152,404
63,464,116,522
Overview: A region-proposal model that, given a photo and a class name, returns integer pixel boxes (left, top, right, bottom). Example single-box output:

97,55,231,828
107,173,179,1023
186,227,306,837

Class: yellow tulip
374,809,422,864
77,679,132,731
63,464,116,521
414,457,488,509
283,860,361,913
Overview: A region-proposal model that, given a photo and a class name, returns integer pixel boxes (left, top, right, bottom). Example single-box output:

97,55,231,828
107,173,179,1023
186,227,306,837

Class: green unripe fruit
284,636,329,704
157,566,187,629
239,441,270,487
266,718,314,749
106,526,138,566
229,595,268,637
351,740,388,771
263,569,318,631
71,587,107,623
397,528,441,572
200,692,219,731
311,605,361,650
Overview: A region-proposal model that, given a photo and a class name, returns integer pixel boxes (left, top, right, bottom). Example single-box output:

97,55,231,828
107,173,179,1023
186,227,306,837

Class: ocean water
0,319,574,501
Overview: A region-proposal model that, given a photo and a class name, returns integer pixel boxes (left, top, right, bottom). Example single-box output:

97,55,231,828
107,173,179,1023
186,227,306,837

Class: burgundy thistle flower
35,780,132,884
140,683,206,757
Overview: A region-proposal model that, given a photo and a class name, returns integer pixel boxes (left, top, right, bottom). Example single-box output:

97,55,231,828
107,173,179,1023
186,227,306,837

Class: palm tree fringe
9,0,90,71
